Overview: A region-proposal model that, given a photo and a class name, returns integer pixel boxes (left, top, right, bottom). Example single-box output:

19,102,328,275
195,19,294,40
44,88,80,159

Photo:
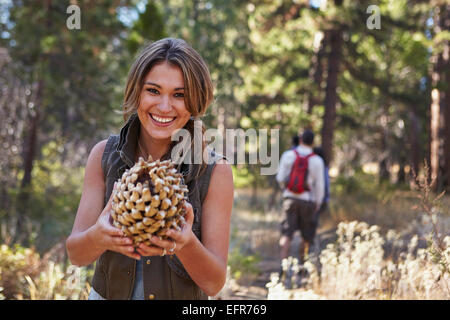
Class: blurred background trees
0,0,449,252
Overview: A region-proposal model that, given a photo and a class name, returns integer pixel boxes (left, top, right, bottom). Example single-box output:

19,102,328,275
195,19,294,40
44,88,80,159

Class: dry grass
0,243,91,300
226,183,450,300
266,221,450,300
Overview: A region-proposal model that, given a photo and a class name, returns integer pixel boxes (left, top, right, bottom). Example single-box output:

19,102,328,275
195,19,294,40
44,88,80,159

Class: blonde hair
122,38,214,168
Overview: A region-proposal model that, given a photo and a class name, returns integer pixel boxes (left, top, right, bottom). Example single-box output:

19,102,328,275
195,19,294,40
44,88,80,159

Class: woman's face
138,61,191,142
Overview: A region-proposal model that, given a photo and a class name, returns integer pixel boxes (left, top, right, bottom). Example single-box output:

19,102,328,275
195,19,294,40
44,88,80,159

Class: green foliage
3,140,85,251
30,142,84,251
0,0,153,248
232,165,255,189
228,246,261,283
4,0,131,139
126,1,166,54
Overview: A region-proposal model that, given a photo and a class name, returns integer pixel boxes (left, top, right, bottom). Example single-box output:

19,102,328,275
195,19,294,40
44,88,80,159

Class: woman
66,38,234,300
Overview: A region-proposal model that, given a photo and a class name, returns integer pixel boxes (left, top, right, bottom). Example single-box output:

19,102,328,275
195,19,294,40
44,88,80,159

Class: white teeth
151,114,175,123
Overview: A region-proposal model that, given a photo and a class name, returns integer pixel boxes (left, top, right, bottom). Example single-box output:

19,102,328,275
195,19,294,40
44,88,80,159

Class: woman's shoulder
88,139,108,162
204,147,228,166
86,135,119,168
201,149,233,205
194,148,231,202
205,148,232,180
88,135,120,161
82,139,109,184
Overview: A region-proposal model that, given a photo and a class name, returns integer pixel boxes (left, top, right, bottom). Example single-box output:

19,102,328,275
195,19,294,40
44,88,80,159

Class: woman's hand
91,183,141,260
136,202,195,257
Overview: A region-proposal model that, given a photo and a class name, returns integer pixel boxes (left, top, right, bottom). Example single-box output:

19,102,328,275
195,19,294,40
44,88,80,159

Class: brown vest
91,113,223,300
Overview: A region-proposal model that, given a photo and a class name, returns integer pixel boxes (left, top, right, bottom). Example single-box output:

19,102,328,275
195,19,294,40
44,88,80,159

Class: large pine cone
111,156,188,246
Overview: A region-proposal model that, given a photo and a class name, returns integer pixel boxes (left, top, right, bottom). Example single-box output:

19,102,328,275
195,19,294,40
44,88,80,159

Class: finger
102,222,125,237
165,229,183,242
107,182,118,206
100,183,118,217
149,236,174,250
183,202,194,226
136,243,164,256
112,235,133,246
166,239,177,254
106,189,117,211
100,209,117,228
117,246,141,260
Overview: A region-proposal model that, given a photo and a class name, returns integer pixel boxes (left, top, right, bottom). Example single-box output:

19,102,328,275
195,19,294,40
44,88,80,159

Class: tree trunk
378,112,390,183
408,108,421,183
443,61,450,191
430,87,440,190
13,80,43,245
267,176,280,211
429,6,446,191
307,31,327,114
441,5,450,191
321,25,343,167
379,159,390,182
397,152,406,184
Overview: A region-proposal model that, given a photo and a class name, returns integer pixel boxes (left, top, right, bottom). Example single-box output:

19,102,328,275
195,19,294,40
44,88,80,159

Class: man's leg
280,198,296,261
296,237,311,288
279,235,291,261
299,239,310,265
298,200,317,264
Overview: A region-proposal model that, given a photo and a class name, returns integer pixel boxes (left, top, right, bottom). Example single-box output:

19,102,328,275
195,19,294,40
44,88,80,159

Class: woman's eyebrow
144,82,161,88
144,82,184,91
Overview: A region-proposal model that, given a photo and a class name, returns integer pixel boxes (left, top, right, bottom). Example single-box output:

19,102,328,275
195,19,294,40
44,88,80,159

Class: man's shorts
280,197,317,242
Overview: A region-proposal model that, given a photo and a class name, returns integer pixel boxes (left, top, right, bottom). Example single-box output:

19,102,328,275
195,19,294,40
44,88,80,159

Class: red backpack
286,150,314,194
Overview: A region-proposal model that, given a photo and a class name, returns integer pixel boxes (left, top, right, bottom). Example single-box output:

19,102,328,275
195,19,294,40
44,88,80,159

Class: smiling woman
137,62,191,145
65,38,234,300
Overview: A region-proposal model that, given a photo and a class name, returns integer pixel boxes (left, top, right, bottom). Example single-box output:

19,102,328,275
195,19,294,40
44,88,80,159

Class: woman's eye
174,92,184,98
146,88,159,94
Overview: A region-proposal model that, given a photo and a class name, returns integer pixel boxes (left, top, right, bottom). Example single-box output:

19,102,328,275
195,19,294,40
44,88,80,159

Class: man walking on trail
276,129,325,265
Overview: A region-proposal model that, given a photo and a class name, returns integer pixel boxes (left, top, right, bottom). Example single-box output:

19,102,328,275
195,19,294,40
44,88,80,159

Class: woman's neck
137,128,171,161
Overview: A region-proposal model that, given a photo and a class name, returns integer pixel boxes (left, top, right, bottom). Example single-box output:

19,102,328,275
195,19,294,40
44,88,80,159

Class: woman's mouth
149,113,176,126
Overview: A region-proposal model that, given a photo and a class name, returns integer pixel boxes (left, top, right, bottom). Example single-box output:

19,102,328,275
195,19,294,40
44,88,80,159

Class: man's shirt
276,145,325,208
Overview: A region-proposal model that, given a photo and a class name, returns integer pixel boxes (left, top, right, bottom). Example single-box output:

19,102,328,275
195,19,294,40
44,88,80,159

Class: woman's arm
176,158,233,295
66,140,140,266
138,159,234,296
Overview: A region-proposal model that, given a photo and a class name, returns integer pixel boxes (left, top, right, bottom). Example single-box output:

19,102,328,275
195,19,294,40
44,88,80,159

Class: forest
0,0,449,300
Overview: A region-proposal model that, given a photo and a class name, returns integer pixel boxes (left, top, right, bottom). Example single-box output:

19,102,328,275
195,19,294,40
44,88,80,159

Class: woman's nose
157,95,172,113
